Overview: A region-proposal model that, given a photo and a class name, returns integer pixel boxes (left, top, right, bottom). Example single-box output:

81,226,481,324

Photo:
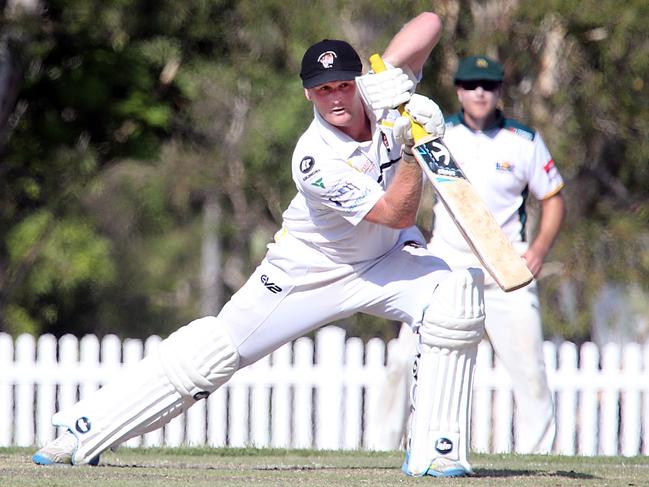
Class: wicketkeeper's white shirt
432,110,564,259
428,111,560,452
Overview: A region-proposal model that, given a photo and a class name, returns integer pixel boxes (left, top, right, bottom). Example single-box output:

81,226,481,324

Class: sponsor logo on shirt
311,177,325,189
347,157,374,175
325,181,369,209
496,161,515,172
300,156,316,173
506,126,534,141
544,159,561,181
302,167,321,181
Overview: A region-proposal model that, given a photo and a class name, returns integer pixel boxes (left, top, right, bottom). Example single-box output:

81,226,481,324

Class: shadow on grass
100,460,599,481
473,468,599,480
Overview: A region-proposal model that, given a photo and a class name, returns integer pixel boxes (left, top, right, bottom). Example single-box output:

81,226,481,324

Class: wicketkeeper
430,55,565,453
33,10,485,477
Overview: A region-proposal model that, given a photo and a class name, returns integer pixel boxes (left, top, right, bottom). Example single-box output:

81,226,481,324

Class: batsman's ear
304,88,312,101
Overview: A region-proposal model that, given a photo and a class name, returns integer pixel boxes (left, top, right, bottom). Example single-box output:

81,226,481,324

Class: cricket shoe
32,430,99,466
424,457,470,477
402,452,470,477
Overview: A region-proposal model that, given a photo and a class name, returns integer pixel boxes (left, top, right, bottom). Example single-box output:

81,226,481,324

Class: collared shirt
433,110,564,253
278,105,405,264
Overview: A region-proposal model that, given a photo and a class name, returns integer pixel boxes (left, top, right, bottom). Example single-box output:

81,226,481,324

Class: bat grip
368,53,428,142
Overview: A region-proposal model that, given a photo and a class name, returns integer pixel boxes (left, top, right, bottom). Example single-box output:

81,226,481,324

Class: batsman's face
456,82,501,122
305,80,365,129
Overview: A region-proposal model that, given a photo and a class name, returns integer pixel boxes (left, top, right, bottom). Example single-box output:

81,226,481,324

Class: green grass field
1,447,648,486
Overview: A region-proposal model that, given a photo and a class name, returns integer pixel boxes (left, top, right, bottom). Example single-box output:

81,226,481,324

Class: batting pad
405,345,477,475
52,317,239,464
404,269,485,476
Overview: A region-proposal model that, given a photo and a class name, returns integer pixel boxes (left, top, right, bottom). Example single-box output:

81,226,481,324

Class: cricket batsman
33,9,485,477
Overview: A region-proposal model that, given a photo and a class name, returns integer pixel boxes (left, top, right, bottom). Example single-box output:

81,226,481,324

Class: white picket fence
1,326,649,456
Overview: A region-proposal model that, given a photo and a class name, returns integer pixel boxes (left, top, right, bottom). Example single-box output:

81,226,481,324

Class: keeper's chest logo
495,161,515,172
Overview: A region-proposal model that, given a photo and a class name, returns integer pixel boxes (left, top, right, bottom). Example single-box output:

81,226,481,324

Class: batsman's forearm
365,162,423,228
384,161,424,227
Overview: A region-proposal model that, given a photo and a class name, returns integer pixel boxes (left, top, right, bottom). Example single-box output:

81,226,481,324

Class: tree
2,0,647,343
425,0,649,341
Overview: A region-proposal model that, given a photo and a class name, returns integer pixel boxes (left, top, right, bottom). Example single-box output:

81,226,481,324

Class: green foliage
4,210,115,335
1,0,647,342
421,0,649,340
4,305,39,336
7,211,115,292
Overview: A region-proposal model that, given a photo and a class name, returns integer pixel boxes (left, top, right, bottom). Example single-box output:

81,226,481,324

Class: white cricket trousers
483,280,556,454
219,230,450,368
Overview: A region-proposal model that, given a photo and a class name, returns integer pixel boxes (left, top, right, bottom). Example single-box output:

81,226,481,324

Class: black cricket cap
454,56,504,83
300,39,363,89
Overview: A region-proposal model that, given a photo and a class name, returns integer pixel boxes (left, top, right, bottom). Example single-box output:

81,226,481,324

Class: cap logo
476,58,489,68
317,51,337,68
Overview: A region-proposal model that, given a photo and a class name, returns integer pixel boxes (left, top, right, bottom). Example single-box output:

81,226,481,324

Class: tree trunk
200,191,222,316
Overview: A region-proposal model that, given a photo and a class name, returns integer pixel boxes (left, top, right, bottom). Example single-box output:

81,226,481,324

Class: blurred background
1,0,647,346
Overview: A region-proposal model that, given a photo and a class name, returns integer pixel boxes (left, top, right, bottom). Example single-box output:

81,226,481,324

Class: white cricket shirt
433,110,564,253
279,105,408,264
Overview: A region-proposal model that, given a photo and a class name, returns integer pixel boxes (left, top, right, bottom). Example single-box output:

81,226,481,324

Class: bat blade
368,53,532,291
414,136,533,292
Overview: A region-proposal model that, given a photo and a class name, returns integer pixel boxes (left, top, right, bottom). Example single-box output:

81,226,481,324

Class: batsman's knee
403,269,485,476
158,316,240,401
419,268,485,350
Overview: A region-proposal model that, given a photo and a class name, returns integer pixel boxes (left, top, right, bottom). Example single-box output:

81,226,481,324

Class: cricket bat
370,54,533,292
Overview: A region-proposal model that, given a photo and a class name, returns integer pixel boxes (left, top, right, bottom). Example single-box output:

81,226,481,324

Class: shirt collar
313,105,378,159
458,108,505,132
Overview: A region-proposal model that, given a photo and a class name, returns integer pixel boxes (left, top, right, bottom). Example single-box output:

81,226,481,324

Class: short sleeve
293,153,384,225
527,132,564,200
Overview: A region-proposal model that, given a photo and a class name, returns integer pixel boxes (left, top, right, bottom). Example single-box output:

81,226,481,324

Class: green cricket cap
454,56,504,83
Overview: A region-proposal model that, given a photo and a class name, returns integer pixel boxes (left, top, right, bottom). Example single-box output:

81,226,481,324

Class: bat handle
368,53,428,142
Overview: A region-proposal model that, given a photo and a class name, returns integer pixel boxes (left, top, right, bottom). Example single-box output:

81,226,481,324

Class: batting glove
393,116,417,163
393,116,415,147
403,93,445,140
356,63,417,110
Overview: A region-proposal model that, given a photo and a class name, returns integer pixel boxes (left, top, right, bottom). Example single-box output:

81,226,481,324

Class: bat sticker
415,140,466,179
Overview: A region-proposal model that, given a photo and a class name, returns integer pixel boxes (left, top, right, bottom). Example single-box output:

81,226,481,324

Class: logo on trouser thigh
260,274,283,294
435,437,453,455
75,416,92,434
